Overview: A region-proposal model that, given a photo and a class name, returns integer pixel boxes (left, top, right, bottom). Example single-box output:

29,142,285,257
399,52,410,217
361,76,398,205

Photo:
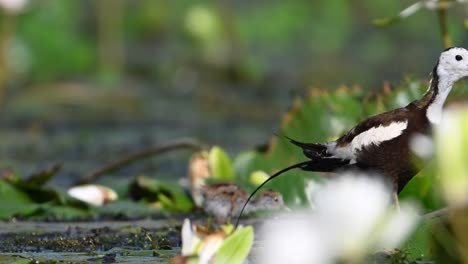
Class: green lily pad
23,163,62,187
401,217,434,261
213,226,254,264
130,176,194,212
209,146,236,180
0,180,39,219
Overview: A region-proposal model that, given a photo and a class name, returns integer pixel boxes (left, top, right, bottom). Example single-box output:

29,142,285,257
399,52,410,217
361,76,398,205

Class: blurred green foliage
402,105,468,262
3,0,468,88
208,146,236,180
16,1,94,81
130,175,194,212
213,226,253,264
0,166,91,219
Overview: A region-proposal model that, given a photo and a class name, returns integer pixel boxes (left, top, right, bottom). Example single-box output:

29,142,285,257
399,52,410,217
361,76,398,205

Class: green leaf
209,146,235,180
249,170,269,186
373,17,401,27
37,204,91,220
11,260,32,264
221,224,235,234
24,163,62,187
130,176,194,212
213,226,254,264
401,217,435,260
158,191,194,212
0,180,39,219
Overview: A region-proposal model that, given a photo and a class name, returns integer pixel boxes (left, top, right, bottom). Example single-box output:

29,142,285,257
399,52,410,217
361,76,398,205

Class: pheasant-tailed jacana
236,47,468,225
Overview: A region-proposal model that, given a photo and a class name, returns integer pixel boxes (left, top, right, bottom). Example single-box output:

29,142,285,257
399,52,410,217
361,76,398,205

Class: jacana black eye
456,55,463,61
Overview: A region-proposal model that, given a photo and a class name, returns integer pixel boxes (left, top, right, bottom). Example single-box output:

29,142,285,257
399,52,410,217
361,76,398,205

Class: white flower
198,232,226,264
258,173,420,264
181,218,200,256
67,185,117,206
259,212,330,264
0,0,28,13
180,218,229,264
378,202,420,248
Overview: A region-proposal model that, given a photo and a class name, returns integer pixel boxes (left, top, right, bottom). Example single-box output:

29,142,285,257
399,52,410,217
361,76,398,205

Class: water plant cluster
1,79,468,263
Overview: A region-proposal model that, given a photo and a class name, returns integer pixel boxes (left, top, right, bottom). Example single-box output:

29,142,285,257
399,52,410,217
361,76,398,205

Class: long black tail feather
301,157,349,171
282,135,329,159
234,160,311,228
286,136,326,151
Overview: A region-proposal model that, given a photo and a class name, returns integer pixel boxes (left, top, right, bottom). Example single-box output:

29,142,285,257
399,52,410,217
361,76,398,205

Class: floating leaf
213,226,254,264
158,192,189,211
401,217,435,261
0,180,39,219
209,146,235,180
10,260,31,264
24,163,62,187
37,204,91,220
130,176,193,212
94,200,161,218
220,224,234,234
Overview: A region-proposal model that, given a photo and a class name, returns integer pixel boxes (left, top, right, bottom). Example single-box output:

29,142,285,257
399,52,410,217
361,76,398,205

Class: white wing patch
327,121,408,163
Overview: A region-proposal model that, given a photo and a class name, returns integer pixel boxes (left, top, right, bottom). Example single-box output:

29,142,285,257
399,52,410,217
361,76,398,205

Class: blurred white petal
0,0,28,13
315,174,390,255
181,219,201,256
259,173,419,263
259,212,331,264
180,219,233,264
378,203,421,248
198,232,226,264
396,91,411,106
400,2,423,18
304,179,321,208
67,185,117,206
329,116,351,136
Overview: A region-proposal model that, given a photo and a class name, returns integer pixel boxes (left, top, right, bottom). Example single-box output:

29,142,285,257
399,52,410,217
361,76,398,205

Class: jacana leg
393,191,400,212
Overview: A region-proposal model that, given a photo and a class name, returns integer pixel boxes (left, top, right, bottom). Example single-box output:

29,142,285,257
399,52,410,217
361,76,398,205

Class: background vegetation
1,0,468,187
1,1,468,262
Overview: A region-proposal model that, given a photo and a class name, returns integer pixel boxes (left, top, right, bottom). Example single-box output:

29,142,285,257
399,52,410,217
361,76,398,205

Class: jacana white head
427,47,468,124
437,47,468,82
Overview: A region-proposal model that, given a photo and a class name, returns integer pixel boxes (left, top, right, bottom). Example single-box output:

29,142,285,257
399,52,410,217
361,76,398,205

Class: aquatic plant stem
0,11,13,108
74,138,205,186
437,1,453,49
97,0,124,83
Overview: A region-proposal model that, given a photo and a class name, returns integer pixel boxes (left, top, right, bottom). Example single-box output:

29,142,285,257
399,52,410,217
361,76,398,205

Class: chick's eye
456,55,463,61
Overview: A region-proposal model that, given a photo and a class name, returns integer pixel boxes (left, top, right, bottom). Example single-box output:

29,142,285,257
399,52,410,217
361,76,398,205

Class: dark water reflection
0,80,289,188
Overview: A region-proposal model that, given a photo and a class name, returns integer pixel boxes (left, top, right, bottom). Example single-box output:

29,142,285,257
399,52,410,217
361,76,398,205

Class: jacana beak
282,205,291,212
